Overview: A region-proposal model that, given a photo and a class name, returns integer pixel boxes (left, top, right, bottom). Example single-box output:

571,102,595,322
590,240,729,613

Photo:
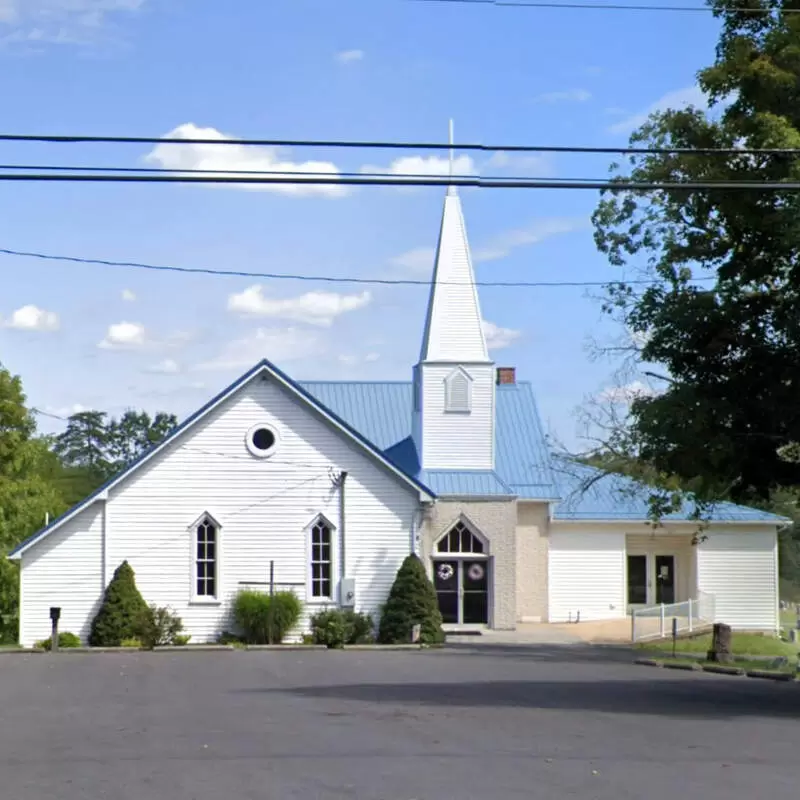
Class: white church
10,184,785,646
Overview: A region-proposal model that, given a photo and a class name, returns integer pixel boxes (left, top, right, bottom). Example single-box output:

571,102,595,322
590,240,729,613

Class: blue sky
0,0,721,449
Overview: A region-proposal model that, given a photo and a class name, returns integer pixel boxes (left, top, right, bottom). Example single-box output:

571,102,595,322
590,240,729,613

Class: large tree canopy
593,0,800,503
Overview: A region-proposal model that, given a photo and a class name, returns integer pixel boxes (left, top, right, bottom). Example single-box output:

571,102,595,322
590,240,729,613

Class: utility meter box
340,578,356,608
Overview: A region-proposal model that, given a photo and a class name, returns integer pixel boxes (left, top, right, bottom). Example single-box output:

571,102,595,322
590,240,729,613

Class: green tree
0,367,65,643
378,554,444,645
592,0,800,504
53,410,111,482
89,561,149,646
107,410,177,467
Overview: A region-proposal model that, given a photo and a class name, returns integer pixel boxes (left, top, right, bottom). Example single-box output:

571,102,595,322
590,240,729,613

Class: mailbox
49,607,61,622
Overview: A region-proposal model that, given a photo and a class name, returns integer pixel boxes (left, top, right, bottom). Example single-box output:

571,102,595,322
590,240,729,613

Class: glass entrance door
433,559,490,625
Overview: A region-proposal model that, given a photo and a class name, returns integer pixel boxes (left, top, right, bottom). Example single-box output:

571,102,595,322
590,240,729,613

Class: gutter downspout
338,471,348,591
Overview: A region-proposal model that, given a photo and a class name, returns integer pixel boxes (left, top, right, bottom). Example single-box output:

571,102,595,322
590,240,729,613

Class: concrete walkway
446,618,641,646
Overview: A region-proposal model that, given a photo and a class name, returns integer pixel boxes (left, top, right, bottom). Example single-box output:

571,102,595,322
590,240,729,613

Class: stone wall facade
515,502,550,622
419,498,518,630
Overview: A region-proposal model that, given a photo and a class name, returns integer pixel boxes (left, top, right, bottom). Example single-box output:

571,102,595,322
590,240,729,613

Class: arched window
436,521,485,555
192,514,220,600
309,517,333,600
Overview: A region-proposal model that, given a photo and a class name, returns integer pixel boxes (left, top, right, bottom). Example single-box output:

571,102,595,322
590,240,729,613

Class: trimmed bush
89,561,149,647
135,605,185,650
34,631,81,650
120,638,142,648
378,554,445,645
233,589,302,644
310,609,375,648
173,634,192,646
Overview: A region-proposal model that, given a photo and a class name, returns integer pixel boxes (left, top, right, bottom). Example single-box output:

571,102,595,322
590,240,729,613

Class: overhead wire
409,0,796,14
1,247,717,288
0,172,799,190
4,131,800,157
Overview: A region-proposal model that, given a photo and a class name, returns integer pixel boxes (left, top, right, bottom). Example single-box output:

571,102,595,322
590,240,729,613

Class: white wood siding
20,504,104,646
548,528,626,622
696,528,779,631
18,375,420,646
418,363,495,470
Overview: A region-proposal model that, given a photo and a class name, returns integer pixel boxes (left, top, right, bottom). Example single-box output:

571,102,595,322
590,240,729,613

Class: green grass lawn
638,632,798,658
780,609,798,634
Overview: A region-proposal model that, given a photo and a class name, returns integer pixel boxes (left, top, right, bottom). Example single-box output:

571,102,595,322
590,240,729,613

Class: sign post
49,607,61,653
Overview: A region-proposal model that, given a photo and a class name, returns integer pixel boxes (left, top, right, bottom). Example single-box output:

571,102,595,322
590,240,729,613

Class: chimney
496,367,516,385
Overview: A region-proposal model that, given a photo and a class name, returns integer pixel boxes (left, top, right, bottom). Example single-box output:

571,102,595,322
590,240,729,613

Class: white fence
631,592,716,643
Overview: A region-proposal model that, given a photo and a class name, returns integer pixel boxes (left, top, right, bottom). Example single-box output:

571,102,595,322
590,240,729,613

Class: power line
411,0,795,14
2,172,800,191
5,131,800,157
0,247,717,288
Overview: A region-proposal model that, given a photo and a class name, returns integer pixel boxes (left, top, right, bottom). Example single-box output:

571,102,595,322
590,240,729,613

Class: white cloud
486,151,554,175
146,358,180,374
195,327,324,371
598,380,657,404
336,49,363,63
361,153,477,183
533,89,591,104
482,321,521,351
472,217,589,263
98,321,146,349
607,85,705,135
42,402,88,418
227,285,371,327
0,0,144,46
144,123,348,198
3,304,60,331
121,288,136,302
338,352,380,366
390,246,435,273
392,216,588,274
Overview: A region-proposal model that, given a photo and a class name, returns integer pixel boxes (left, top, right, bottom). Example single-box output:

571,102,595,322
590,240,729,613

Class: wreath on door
437,563,455,581
467,563,485,581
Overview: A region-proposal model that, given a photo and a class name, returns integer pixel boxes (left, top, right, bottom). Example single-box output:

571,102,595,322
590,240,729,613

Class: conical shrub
89,560,149,646
378,554,444,644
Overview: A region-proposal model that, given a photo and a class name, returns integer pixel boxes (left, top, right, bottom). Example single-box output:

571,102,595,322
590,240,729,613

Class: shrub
120,637,142,648
233,590,302,644
34,631,81,650
310,609,375,648
173,634,192,646
217,630,244,646
135,605,185,650
89,561,149,647
378,554,444,645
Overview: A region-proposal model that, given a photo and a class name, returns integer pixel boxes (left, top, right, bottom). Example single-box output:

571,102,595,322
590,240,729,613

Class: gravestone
707,622,734,664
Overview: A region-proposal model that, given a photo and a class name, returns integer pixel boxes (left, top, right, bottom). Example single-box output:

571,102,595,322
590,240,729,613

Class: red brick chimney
496,367,516,385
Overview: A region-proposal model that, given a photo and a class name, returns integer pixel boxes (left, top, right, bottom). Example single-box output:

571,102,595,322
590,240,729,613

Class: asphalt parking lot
1,644,799,800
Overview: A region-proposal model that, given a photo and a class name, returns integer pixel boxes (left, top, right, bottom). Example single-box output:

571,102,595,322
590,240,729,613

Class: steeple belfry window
444,368,472,413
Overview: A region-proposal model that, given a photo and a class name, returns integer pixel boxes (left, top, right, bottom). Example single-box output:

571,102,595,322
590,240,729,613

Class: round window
245,423,279,458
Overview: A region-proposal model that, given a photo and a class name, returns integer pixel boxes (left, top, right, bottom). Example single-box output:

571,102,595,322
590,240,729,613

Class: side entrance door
627,553,677,606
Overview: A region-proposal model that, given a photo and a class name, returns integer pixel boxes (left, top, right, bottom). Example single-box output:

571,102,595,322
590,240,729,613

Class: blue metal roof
550,458,789,523
301,381,785,522
299,380,560,500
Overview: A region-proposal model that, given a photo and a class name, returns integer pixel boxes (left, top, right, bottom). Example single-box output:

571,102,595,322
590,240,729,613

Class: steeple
412,121,496,472
419,121,491,364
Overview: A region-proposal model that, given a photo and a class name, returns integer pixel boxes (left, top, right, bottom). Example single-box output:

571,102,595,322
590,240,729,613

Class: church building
9,184,785,646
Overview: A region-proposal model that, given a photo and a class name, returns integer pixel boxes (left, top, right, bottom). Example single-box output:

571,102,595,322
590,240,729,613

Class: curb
634,658,661,667
660,661,701,671
701,664,745,676
746,669,796,682
244,645,326,651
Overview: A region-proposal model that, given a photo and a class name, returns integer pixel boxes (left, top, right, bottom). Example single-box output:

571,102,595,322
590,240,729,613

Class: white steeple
412,121,496,472
418,121,491,364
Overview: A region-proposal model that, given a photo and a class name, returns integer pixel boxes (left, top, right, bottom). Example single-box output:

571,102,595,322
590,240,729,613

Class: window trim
188,512,222,605
433,515,489,558
245,422,280,459
443,367,473,414
305,513,336,604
